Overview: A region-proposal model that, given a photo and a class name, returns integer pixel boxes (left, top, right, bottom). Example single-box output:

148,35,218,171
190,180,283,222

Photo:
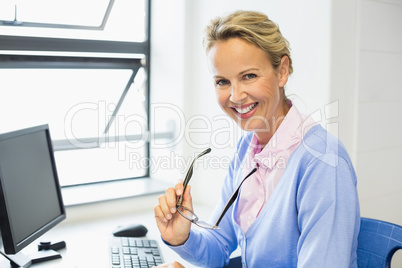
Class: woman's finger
174,179,184,196
154,203,167,223
158,194,172,220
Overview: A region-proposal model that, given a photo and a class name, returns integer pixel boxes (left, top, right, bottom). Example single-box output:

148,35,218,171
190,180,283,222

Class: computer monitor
0,124,66,267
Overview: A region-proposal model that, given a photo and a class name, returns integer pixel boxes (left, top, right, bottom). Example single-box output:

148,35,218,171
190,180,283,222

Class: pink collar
250,105,311,170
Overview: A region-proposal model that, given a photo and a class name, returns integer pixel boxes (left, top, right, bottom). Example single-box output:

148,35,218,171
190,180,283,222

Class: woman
154,10,360,268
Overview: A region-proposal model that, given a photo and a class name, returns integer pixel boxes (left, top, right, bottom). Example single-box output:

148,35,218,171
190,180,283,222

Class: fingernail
177,189,182,195
170,207,176,213
166,213,172,219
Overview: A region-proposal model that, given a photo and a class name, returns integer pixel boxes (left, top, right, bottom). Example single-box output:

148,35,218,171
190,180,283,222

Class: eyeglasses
176,148,257,230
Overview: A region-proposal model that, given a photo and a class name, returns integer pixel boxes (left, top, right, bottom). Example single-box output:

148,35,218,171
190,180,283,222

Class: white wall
149,0,187,182
355,0,402,226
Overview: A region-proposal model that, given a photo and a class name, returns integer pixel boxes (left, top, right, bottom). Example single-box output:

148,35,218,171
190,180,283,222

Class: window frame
0,0,165,205
0,0,115,31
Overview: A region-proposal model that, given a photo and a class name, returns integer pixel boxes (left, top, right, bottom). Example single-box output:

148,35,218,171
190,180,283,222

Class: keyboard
109,237,164,268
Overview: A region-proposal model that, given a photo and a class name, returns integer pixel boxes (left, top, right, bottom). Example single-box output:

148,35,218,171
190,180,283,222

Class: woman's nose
229,84,247,103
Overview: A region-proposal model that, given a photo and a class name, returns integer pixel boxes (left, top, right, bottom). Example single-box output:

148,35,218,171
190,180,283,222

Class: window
0,0,146,41
0,0,152,190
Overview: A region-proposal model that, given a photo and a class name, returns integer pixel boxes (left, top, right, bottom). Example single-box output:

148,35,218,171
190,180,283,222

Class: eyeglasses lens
177,206,217,229
177,206,198,221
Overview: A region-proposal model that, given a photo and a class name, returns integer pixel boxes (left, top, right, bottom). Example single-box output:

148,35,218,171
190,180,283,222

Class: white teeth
235,103,257,114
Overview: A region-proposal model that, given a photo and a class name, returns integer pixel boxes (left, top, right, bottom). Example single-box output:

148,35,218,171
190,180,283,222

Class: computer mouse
113,223,148,237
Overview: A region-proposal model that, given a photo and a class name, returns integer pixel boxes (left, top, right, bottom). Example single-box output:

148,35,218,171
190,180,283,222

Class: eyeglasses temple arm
177,148,211,206
213,167,257,228
177,164,193,206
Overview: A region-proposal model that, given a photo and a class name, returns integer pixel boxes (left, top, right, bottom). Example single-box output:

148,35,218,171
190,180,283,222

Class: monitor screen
0,124,66,255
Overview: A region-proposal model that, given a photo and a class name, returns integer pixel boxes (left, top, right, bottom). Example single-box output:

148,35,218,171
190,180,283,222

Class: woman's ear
277,56,289,88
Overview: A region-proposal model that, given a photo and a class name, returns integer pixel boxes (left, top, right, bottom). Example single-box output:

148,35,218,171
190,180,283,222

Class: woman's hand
153,261,185,268
154,180,192,246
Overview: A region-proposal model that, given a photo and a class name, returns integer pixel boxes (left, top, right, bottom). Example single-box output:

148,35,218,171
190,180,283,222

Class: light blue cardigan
168,125,360,268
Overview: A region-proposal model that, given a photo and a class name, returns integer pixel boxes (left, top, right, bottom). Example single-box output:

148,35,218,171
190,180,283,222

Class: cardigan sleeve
296,153,360,268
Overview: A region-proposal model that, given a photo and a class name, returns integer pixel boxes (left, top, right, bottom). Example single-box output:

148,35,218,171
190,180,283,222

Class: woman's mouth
231,102,258,118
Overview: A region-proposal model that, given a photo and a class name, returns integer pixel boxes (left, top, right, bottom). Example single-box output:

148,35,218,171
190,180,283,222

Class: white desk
0,204,207,268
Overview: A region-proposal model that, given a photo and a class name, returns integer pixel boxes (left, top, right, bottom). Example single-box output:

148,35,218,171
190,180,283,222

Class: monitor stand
1,249,61,268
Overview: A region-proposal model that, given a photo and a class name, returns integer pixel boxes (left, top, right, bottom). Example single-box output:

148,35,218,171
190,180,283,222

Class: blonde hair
203,10,293,75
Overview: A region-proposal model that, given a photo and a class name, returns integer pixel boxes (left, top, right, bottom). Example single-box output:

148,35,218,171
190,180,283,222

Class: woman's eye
215,79,229,86
244,73,257,80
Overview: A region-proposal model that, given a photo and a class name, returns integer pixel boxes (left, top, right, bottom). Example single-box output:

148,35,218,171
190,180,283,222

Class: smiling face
207,38,290,146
